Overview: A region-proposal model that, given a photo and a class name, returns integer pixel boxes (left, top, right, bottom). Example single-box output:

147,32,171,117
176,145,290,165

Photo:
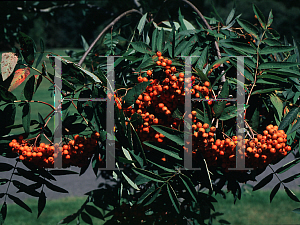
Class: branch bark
181,0,225,82
78,9,143,66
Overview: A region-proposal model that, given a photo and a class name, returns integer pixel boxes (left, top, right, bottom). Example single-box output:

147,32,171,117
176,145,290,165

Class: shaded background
0,0,300,200
1,0,300,51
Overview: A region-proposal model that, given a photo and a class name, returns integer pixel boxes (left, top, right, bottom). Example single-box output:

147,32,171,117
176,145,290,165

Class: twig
245,121,255,138
245,30,266,110
4,161,18,202
181,0,224,81
78,9,143,66
21,63,55,85
268,164,285,186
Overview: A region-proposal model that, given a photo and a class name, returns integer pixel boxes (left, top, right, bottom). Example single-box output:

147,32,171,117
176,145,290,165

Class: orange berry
144,95,151,101
40,143,45,148
158,103,164,108
147,70,152,76
137,76,143,83
257,134,262,140
269,129,275,135
203,123,209,129
285,146,292,151
202,133,208,138
170,75,177,81
266,124,273,131
204,81,210,87
191,111,197,116
210,127,216,132
153,118,159,124
246,147,253,153
229,141,235,148
161,62,166,67
159,133,165,138
225,138,231,144
19,155,25,160
157,138,163,143
156,51,162,57
167,60,172,65
156,61,161,66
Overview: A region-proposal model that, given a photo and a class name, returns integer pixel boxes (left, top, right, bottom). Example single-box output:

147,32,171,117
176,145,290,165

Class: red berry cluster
118,51,214,146
9,133,99,168
192,123,291,172
115,52,293,172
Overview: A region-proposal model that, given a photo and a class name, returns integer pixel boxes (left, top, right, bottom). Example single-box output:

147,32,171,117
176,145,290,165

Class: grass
212,189,300,225
4,196,106,225
3,190,300,225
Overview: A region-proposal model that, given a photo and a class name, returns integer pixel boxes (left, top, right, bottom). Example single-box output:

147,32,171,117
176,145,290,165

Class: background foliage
2,0,300,50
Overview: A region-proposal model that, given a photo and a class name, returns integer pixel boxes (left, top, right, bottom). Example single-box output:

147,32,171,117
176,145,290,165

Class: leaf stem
268,164,286,187
4,161,18,202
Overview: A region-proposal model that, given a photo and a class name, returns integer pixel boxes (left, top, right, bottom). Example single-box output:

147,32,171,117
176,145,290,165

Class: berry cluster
119,51,214,146
192,123,291,172
116,52,292,172
9,133,99,168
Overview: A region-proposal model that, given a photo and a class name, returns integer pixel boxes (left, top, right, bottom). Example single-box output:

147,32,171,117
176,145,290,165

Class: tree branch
78,9,143,66
181,0,225,82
